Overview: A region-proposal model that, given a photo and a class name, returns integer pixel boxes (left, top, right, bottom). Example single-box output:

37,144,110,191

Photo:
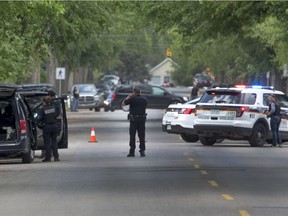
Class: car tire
22,144,34,163
94,107,100,112
180,134,199,142
248,123,267,147
216,139,224,143
199,136,217,146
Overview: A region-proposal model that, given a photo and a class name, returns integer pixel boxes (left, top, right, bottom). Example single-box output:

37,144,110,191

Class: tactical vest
43,104,57,123
270,102,281,116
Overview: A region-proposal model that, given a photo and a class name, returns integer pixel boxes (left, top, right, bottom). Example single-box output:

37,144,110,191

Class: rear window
116,86,132,93
200,91,256,105
185,98,200,105
0,87,16,98
24,95,44,110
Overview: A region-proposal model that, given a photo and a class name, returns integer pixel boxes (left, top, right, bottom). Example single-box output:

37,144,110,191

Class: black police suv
111,84,188,110
0,83,68,163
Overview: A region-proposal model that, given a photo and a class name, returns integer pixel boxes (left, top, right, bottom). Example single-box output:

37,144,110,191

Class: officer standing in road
36,96,61,162
266,94,282,147
122,87,148,157
190,84,199,100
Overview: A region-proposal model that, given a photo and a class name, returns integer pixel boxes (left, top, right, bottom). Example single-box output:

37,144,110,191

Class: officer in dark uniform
122,87,148,157
266,94,282,147
36,96,60,162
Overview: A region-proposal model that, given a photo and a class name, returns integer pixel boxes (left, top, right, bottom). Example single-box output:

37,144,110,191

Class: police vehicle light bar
212,84,275,90
234,85,274,90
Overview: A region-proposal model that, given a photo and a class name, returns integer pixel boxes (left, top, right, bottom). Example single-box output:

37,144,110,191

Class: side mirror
163,92,169,96
61,94,68,100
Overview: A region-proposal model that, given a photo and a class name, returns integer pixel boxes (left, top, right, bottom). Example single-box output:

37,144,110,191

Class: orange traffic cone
88,128,98,142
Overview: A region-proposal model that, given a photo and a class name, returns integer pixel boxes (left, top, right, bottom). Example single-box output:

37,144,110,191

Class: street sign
283,64,287,78
56,67,65,80
166,48,172,57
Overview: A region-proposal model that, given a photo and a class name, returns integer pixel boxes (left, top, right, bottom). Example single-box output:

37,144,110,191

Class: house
149,58,180,86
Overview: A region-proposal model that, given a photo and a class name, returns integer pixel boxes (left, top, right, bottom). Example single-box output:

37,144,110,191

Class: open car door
0,83,17,98
17,84,68,150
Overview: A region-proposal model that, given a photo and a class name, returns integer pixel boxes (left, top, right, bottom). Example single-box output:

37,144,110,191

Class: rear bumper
78,102,101,109
194,125,251,138
162,124,197,135
0,138,29,155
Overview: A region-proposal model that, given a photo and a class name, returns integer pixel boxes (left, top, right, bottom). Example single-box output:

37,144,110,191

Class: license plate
167,124,171,130
166,112,176,117
211,109,220,114
219,116,234,120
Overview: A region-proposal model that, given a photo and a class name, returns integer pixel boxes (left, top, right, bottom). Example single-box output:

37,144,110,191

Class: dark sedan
111,84,188,110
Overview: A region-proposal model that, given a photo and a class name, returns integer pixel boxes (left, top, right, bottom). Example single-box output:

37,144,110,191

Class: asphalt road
0,109,288,216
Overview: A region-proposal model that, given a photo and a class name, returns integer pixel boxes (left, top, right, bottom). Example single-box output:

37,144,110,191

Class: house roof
149,58,180,73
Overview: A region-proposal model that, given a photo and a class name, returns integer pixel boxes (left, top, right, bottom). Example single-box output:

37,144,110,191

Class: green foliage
139,1,288,85
1,1,288,87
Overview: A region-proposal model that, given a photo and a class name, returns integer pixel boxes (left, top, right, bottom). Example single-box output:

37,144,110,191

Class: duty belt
130,114,146,117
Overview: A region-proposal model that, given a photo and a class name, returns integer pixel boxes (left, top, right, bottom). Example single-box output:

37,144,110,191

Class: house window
151,76,161,85
164,76,170,83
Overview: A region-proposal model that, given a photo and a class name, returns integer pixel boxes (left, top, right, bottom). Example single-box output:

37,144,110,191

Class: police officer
36,96,60,162
122,87,148,157
266,94,282,147
190,85,199,100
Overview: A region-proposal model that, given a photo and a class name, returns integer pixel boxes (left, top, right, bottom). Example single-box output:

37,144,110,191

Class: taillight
111,93,117,101
236,106,248,117
20,120,27,134
180,108,195,114
165,108,178,114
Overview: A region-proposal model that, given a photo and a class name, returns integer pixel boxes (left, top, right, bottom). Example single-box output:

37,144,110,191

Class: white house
149,58,180,86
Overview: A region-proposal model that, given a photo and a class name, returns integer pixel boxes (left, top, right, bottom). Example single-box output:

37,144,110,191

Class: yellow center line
194,164,200,169
200,170,208,175
239,210,250,216
208,180,219,187
222,194,234,201
188,158,195,162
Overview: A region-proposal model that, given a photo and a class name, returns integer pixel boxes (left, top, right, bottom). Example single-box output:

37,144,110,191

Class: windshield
24,95,44,110
76,85,97,93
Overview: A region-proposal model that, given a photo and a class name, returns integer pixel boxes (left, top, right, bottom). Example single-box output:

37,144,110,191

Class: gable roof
149,58,180,73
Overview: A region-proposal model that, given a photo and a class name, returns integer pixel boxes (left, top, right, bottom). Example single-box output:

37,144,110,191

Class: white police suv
162,98,200,142
193,85,288,147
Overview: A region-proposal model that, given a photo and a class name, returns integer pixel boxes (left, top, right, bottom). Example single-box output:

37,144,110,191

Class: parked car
161,82,174,87
103,92,114,112
98,84,112,100
101,75,120,86
0,83,68,163
111,84,188,110
162,98,200,142
70,84,105,112
193,73,212,88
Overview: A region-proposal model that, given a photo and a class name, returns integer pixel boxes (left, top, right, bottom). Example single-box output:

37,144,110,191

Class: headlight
183,96,188,101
